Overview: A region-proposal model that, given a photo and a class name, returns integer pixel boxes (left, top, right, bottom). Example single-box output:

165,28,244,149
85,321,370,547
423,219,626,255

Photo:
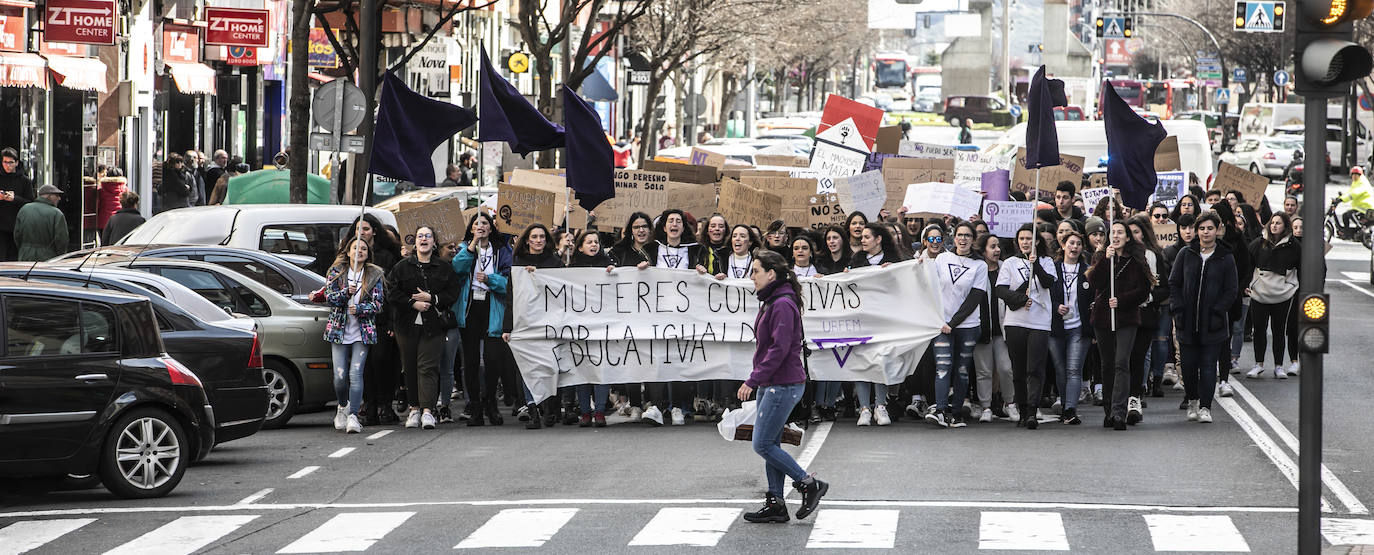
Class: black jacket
978,266,1004,344
1223,229,1252,320
610,242,653,268
569,251,614,268
102,207,145,245
1169,241,1239,346
387,255,462,336
160,168,191,211
506,250,565,333
1047,258,1094,338
1249,235,1301,275
1087,253,1152,330
0,168,34,232
814,252,848,276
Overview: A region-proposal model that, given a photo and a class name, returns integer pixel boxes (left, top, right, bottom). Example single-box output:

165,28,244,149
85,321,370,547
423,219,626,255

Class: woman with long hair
972,233,1014,422
510,223,566,428
650,208,704,425
567,230,615,427
844,211,868,253
717,225,761,280
1047,229,1092,425
924,221,989,428
386,226,460,430
611,212,655,269
1246,211,1300,379
1212,200,1251,397
324,237,386,434
849,223,906,425
1170,194,1201,223
1284,216,1306,376
345,215,403,426
994,223,1055,429
1169,211,1238,423
1087,220,1153,430
1124,215,1171,420
452,213,517,427
739,249,829,524
814,226,851,275
900,223,946,420
763,219,792,262
698,213,731,275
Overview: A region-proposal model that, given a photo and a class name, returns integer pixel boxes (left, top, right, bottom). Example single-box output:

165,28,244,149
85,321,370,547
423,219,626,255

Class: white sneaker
421,411,436,429
979,408,992,423
1198,407,1213,423
1218,382,1234,397
1162,364,1178,385
1173,380,1185,391
629,406,643,421
1006,404,1020,422
345,414,361,433
643,405,664,426
1275,365,1288,379
670,407,685,426
1287,361,1301,376
405,410,421,428
905,401,923,419
1230,359,1242,374
1187,400,1200,421
857,407,872,426
875,405,891,426
334,406,347,431
1246,364,1265,379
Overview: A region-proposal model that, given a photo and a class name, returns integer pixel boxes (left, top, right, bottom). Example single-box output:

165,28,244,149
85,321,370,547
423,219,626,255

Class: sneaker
950,412,967,428
671,407,686,426
1062,408,1081,425
629,406,644,422
1179,398,1190,410
334,406,347,431
1275,366,1288,380
517,404,531,421
905,400,923,419
405,409,421,428
924,409,948,428
979,408,993,423
810,406,822,424
1079,387,1091,404
594,412,607,428
437,406,454,423
1187,400,1200,421
1162,364,1178,385
1287,361,1301,377
1092,388,1105,406
1025,413,1039,430
1218,382,1234,397
420,411,436,429
1230,359,1242,374
1246,364,1265,379
643,405,664,426
345,414,361,434
1006,404,1020,422
525,406,543,429
457,407,471,422
857,407,872,426
1050,397,1062,413
1198,407,1213,423
743,493,790,523
793,476,829,520
874,405,892,426
579,414,592,427
1127,397,1143,425
1173,380,1185,391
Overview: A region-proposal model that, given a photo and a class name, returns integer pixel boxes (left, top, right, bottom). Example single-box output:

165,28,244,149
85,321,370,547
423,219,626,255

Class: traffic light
1235,2,1246,29
1123,17,1133,37
1274,3,1285,31
1294,0,1374,97
1095,17,1105,37
1296,293,1330,353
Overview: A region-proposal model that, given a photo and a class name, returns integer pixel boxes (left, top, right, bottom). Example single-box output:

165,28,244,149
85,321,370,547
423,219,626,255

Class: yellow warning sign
508,52,530,74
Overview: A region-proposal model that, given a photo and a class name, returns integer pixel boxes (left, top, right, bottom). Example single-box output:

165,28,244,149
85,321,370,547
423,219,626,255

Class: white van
985,119,1216,184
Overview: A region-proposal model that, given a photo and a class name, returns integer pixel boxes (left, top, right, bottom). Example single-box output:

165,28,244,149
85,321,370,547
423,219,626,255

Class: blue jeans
331,342,369,414
576,384,610,415
854,381,888,409
813,381,842,407
933,327,979,411
1048,327,1089,411
753,382,808,496
1151,305,1172,379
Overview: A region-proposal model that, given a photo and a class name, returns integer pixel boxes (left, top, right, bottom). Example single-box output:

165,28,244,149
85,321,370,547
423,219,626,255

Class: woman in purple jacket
738,249,829,524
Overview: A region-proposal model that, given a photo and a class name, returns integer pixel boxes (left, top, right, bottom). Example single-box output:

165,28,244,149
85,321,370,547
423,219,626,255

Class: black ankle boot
485,405,505,426
793,475,829,520
743,493,790,523
1150,375,1164,397
525,404,542,429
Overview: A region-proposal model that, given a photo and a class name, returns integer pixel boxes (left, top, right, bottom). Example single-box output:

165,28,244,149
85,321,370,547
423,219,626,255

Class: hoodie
746,280,806,389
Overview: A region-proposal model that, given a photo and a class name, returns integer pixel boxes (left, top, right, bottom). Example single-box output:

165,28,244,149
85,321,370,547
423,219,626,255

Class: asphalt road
4,185,1374,554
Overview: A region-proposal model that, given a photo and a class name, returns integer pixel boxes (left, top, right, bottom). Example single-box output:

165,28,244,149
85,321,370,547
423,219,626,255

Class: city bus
873,51,914,111
1097,79,1147,117
1145,79,1194,119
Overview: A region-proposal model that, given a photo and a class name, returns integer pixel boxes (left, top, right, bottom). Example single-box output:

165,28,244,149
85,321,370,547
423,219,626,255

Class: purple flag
1102,83,1166,210
1025,66,1068,170
477,50,564,155
981,169,1010,201
371,71,476,188
562,85,614,212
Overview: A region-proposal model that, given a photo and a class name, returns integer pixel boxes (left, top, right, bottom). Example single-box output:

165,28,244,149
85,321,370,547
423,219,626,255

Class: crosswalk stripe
806,509,900,549
103,515,259,555
0,518,95,555
627,508,741,547
1144,514,1250,552
454,508,579,549
1322,518,1374,546
978,511,1069,550
277,512,414,553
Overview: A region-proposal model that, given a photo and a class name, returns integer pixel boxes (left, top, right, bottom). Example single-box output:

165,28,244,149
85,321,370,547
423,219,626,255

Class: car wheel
99,407,187,499
261,360,299,429
1325,220,1336,243
947,116,960,127
1250,163,1262,176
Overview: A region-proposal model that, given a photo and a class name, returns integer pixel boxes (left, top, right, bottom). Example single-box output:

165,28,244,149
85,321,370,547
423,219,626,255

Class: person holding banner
511,223,567,429
814,226,851,276
453,213,516,427
738,249,828,524
567,230,616,427
844,212,868,253
995,224,1055,429
916,224,946,263
1047,230,1092,425
1169,211,1238,424
1246,212,1301,380
1087,220,1153,431
718,225,761,280
611,212,656,269
387,226,461,430
924,221,988,429
651,209,705,426
850,224,907,426
698,214,731,275
973,233,1014,423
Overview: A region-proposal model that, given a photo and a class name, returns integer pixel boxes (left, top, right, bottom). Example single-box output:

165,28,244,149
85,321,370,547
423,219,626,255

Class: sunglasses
1152,213,1170,220
926,236,944,243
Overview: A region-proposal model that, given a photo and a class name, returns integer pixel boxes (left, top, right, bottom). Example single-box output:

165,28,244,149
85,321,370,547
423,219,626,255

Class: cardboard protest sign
876,125,903,154
1080,186,1115,216
1087,173,1108,190
835,170,887,220
1153,221,1179,248
393,198,469,246
1154,136,1181,171
507,169,591,228
807,193,846,229
741,176,818,227
665,182,720,222
690,147,727,169
642,159,719,184
1012,147,1085,196
817,94,885,150
596,169,671,227
901,182,982,219
753,154,809,167
899,141,957,159
810,117,871,178
865,152,901,173
982,200,1036,237
497,184,557,232
1152,171,1188,209
718,178,782,228
881,157,956,215
722,168,790,181
1214,161,1269,207
954,151,990,192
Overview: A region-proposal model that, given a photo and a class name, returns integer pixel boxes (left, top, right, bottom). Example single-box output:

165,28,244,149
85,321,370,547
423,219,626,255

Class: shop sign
308,28,338,68
206,7,269,48
0,7,24,53
226,45,257,66
162,24,199,64
45,0,116,45
39,39,86,56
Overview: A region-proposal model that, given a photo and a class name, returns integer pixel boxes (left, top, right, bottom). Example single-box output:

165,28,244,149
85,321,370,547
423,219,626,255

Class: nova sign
205,7,269,47
45,0,116,45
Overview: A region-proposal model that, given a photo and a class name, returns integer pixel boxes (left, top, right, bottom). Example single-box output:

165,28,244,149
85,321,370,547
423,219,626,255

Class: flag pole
1109,198,1116,332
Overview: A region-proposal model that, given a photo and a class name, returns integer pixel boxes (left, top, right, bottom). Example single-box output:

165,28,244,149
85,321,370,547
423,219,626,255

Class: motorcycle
1325,197,1374,249
1285,150,1304,197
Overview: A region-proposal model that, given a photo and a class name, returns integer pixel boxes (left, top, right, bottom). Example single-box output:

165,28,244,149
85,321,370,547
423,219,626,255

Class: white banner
509,262,946,402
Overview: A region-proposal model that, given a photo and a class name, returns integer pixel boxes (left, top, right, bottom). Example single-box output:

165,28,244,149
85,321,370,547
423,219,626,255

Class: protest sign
690,147,727,169
901,182,982,219
1081,186,1115,216
818,94,885,150
722,168,790,181
835,170,887,220
807,193,846,229
393,198,468,246
865,152,901,173
665,182,720,223
718,178,782,228
1214,161,1269,206
642,159,719,184
741,176,817,227
784,168,835,194
1154,136,1181,171
899,141,958,159
982,169,1011,201
596,169,670,227
1152,171,1187,209
982,201,1036,236
496,184,557,232
880,157,955,215
954,150,990,192
1087,173,1108,190
876,125,903,154
811,117,871,178
507,169,591,227
753,154,809,167
1012,147,1085,196
1153,222,1179,248
509,261,945,402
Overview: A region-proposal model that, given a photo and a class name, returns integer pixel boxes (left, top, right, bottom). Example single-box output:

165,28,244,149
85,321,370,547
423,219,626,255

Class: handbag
717,401,804,446
1249,268,1298,304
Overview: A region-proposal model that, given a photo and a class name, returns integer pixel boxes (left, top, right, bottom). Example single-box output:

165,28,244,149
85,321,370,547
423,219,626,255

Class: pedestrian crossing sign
1103,17,1126,38
1235,1,1284,33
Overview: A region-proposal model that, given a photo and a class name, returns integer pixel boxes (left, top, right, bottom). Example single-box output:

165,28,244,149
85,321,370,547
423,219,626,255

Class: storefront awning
167,62,217,95
43,55,108,93
0,52,47,89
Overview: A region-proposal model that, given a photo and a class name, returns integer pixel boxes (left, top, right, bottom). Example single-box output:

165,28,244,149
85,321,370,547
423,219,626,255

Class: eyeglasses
955,233,974,239
632,224,651,230
926,236,943,243
415,233,433,239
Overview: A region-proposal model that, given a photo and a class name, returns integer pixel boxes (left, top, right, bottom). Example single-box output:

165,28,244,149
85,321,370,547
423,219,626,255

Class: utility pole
1002,0,1011,102
746,51,756,138
354,0,379,203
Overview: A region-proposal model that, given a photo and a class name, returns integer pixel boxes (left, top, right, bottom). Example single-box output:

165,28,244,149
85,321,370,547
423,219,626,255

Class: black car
0,264,267,444
53,245,325,304
0,278,215,498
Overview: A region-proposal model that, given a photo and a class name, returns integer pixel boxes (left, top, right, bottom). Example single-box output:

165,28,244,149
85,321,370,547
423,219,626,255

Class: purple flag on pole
1025,66,1068,170
371,71,476,188
562,85,614,212
1102,82,1166,210
477,50,564,155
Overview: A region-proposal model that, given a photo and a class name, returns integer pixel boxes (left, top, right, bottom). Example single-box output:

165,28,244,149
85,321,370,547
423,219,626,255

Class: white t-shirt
728,253,752,279
1199,248,1214,263
656,242,691,269
794,264,816,277
1044,258,1082,330
998,256,1052,331
342,268,364,344
473,245,494,292
934,251,988,329
866,252,885,266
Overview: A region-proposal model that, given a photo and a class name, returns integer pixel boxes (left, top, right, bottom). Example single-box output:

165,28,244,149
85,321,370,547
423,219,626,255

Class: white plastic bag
717,400,758,441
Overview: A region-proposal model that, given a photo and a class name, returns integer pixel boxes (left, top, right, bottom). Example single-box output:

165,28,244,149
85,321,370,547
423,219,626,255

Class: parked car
373,186,491,212
914,90,942,113
103,258,331,428
943,95,1015,127
1220,136,1304,179
0,278,215,498
117,205,397,276
53,244,326,304
986,119,1216,185
1272,124,1370,171
0,263,267,444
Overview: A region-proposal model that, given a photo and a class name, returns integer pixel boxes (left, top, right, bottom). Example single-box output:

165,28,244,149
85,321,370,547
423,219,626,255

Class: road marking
1323,517,1374,546
236,488,273,506
366,429,393,440
1230,381,1369,515
1215,395,1332,512
454,508,578,549
806,509,899,549
977,511,1069,550
0,518,94,555
328,447,355,458
286,466,320,479
628,507,740,547
1340,271,1371,282
795,421,832,470
103,515,259,555
1143,514,1250,552
276,512,414,553
1339,279,1374,300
